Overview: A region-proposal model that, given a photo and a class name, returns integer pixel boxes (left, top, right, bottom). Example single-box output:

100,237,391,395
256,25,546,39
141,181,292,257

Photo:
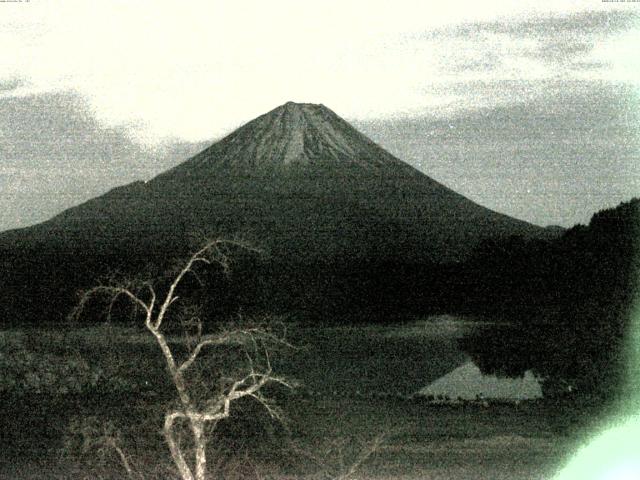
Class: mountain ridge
2,100,549,264
0,101,560,322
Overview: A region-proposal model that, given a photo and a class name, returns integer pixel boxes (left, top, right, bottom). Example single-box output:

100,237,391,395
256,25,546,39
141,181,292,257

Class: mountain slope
0,101,554,322
8,102,546,262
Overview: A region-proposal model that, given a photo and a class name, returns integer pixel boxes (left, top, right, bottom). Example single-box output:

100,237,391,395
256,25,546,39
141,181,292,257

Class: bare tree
290,433,385,480
63,416,143,480
72,239,293,480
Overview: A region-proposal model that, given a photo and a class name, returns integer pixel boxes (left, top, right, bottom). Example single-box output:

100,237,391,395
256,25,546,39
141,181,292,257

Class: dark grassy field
0,320,585,479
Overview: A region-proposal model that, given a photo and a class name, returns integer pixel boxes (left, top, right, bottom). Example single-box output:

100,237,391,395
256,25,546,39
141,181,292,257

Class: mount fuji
0,102,553,321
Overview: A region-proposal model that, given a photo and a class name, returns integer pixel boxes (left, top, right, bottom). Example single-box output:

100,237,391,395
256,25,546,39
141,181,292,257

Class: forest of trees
459,198,639,400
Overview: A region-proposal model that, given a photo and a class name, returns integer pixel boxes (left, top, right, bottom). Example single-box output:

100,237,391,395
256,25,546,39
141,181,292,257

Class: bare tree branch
177,328,266,374
71,285,153,323
335,433,385,480
289,433,386,480
154,239,259,331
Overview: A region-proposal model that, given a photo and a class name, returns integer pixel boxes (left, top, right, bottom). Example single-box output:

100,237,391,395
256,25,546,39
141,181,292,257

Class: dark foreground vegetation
0,323,575,479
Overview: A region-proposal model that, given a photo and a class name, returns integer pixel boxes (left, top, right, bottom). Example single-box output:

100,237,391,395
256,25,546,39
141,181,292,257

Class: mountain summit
169,101,406,172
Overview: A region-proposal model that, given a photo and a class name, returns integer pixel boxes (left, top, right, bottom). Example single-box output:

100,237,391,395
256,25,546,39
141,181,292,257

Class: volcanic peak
182,101,397,172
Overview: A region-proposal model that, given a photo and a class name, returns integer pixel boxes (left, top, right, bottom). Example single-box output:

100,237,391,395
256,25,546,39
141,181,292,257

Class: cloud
355,80,640,227
0,78,23,92
417,10,640,77
0,91,207,231
499,10,638,67
2,2,638,142
457,9,636,37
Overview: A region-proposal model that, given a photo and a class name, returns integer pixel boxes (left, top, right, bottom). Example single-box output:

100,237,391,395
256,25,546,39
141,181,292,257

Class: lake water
283,315,543,399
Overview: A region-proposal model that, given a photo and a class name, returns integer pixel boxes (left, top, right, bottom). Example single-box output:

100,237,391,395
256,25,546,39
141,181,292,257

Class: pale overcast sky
1,1,639,230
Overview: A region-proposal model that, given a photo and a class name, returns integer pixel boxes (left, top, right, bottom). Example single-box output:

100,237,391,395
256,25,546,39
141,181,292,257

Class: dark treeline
458,198,640,400
0,243,454,326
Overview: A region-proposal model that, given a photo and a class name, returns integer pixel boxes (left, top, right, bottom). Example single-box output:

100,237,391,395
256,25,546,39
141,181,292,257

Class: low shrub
0,331,143,396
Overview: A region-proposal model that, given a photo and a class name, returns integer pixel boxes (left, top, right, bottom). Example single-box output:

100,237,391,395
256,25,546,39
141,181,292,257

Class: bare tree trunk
192,420,208,480
164,412,195,480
